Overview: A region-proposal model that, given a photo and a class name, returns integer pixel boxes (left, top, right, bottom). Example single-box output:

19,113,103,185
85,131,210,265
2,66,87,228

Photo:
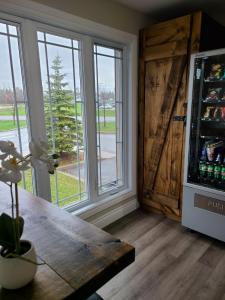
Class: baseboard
87,198,139,229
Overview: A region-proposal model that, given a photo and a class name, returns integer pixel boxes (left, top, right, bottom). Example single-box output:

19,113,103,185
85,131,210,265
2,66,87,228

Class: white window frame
93,39,129,194
0,0,137,214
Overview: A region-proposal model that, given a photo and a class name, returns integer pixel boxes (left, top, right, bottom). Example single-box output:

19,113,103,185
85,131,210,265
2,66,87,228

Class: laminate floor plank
98,209,225,300
99,218,180,299
194,250,225,300
104,210,164,244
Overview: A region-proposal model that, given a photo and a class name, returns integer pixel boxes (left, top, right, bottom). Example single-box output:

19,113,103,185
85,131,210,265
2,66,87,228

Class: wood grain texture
98,209,225,300
154,66,187,201
144,39,188,61
143,55,186,190
143,190,178,209
144,15,191,47
0,184,134,300
190,11,202,53
138,13,202,220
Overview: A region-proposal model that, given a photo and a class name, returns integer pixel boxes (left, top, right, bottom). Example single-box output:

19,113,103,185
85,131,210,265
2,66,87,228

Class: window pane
94,44,124,194
37,31,87,207
0,22,6,33
45,33,72,47
37,31,44,41
0,21,32,192
94,45,122,58
8,25,17,36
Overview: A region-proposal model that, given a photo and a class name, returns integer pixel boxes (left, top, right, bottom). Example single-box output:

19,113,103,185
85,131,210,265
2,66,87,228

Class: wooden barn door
139,15,195,220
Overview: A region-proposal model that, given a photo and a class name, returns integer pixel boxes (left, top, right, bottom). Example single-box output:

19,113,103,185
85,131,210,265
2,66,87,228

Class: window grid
94,51,103,188
71,38,84,201
38,31,87,207
0,21,31,191
94,44,124,194
0,14,132,211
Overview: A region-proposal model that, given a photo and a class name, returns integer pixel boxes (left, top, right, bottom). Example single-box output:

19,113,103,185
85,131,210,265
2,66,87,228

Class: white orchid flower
0,140,58,186
0,167,21,184
0,157,30,184
0,141,23,160
29,141,58,174
2,158,30,172
0,153,8,160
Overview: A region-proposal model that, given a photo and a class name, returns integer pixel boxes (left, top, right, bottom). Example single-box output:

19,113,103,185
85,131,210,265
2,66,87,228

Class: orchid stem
10,184,14,218
10,183,17,255
15,183,20,254
17,154,31,164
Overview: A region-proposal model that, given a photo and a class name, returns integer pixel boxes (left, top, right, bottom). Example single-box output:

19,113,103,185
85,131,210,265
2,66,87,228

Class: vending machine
182,48,225,241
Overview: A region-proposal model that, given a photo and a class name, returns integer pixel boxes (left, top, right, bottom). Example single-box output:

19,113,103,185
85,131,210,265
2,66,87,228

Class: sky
0,24,122,96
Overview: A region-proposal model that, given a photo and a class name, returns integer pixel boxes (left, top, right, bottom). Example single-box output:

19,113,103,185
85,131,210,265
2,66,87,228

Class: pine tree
44,56,83,156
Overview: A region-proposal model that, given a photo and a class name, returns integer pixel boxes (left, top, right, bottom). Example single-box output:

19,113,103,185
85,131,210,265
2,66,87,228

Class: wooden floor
97,209,225,300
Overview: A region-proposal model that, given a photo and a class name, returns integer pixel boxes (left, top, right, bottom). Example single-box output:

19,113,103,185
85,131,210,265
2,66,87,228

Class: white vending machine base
182,186,225,242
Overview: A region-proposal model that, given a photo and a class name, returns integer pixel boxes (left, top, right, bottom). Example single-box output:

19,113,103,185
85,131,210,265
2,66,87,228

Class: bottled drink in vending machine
214,164,221,180
199,161,207,177
207,162,214,179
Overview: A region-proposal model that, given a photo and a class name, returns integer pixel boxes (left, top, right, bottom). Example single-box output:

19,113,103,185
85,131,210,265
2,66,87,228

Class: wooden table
0,184,135,300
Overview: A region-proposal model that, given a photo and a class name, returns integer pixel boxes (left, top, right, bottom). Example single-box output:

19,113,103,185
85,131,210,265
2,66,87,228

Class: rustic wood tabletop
0,184,135,300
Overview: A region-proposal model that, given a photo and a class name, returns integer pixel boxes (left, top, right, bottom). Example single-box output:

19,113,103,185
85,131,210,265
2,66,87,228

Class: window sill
72,188,137,227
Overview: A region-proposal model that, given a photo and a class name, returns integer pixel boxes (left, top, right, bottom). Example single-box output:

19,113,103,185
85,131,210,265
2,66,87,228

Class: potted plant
0,140,59,290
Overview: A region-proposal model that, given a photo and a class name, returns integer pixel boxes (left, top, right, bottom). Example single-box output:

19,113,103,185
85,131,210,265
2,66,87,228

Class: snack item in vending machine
213,107,222,119
205,88,221,101
221,107,225,119
206,141,224,161
203,106,214,119
206,64,222,81
200,144,207,161
222,91,225,100
221,68,225,80
215,152,222,164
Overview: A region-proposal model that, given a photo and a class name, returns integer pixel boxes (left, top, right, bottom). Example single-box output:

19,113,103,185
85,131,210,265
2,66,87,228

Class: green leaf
0,213,24,251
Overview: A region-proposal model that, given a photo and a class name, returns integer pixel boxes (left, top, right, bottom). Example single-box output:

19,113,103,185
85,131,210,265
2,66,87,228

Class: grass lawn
98,109,115,117
0,119,115,134
72,103,115,117
0,105,26,116
0,120,27,131
20,169,85,208
99,121,116,133
0,103,116,117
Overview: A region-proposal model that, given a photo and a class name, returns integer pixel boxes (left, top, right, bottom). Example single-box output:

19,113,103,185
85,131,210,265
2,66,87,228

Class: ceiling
114,0,225,23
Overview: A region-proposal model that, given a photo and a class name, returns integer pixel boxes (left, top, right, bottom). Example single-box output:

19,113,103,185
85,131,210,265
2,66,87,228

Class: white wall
27,0,153,35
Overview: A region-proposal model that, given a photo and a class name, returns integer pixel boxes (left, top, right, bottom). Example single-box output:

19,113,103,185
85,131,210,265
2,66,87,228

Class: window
0,8,136,212
94,44,124,194
0,20,32,191
37,31,87,207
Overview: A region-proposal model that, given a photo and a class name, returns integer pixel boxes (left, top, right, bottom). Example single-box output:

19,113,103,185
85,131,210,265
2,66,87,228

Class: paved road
0,127,29,155
0,128,117,183
0,116,27,121
0,128,116,154
59,156,118,184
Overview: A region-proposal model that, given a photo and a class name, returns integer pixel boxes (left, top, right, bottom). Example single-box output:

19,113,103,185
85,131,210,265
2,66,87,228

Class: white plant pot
0,240,37,290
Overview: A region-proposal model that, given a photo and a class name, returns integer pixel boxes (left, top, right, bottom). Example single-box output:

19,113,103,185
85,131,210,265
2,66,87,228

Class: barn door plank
154,65,187,199
143,55,187,191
